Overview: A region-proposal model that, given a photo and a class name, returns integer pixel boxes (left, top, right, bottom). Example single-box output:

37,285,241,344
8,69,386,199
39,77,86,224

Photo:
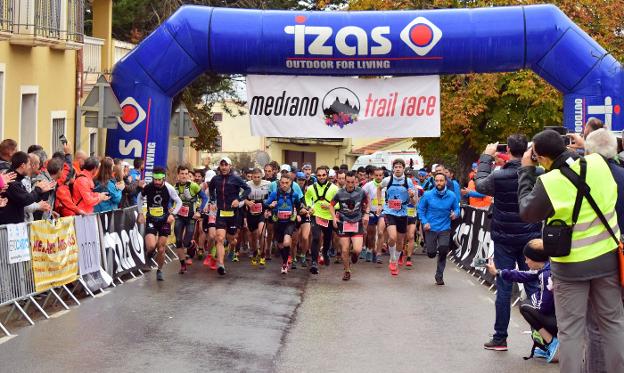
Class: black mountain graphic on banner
323,97,360,117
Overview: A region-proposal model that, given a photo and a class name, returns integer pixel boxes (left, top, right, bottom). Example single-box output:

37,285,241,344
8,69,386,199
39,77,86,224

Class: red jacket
54,184,84,216
72,170,100,214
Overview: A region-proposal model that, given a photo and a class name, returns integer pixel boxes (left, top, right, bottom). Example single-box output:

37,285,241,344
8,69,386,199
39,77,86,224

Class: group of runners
137,156,461,283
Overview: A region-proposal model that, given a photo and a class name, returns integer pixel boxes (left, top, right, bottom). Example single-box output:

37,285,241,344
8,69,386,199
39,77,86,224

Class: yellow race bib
219,210,235,217
149,207,164,217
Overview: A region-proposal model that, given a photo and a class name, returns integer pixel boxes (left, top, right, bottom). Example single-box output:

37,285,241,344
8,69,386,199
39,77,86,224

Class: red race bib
315,217,329,227
343,221,359,233
208,215,216,224
277,211,292,220
250,203,263,214
178,205,190,217
389,199,402,211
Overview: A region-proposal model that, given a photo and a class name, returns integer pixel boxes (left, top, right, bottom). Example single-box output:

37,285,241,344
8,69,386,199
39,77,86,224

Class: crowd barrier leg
0,320,11,337
3,301,34,326
77,278,95,298
27,296,49,319
45,289,69,310
61,285,80,306
167,244,179,260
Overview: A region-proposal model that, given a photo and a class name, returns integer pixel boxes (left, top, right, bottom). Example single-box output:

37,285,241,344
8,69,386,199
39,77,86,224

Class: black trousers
311,220,333,264
519,299,558,337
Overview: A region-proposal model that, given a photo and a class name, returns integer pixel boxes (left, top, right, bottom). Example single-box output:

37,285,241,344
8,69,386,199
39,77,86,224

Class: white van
352,151,424,170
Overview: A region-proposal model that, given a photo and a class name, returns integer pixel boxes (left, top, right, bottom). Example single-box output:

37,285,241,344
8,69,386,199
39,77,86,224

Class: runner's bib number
389,199,402,211
149,207,164,217
343,221,359,233
250,203,263,214
178,205,190,218
219,210,235,218
208,215,216,224
407,207,416,217
277,211,292,220
315,217,329,227
372,198,384,206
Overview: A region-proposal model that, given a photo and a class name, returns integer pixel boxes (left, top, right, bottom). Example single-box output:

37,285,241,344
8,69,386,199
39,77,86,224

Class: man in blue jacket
418,172,460,285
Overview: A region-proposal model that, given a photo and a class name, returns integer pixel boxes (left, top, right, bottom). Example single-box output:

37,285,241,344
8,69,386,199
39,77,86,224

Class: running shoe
334,256,341,264
217,265,226,276
319,255,325,266
251,256,258,266
185,257,193,266
329,248,336,257
208,256,218,270
210,246,217,258
299,255,307,267
376,255,383,265
342,271,351,281
232,252,240,262
389,262,398,276
259,257,266,267
310,262,319,275
156,270,164,281
359,249,367,260
291,260,297,270
398,253,404,266
323,252,330,266
288,255,293,265
483,338,507,351
546,337,559,363
533,348,549,359
365,250,373,262
179,263,187,274
351,251,359,264
281,264,288,275
406,257,413,267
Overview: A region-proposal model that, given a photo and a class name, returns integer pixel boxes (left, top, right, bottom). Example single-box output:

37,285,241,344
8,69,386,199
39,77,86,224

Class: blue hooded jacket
417,187,460,232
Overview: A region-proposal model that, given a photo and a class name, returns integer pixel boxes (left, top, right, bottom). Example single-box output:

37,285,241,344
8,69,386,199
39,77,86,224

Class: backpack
273,188,297,222
312,183,331,204
385,175,409,204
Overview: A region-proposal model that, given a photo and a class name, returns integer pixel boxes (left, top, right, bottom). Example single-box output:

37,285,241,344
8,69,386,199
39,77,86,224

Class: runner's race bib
149,207,164,217
343,221,359,233
277,210,292,220
250,203,263,214
320,202,330,210
407,207,416,217
389,199,402,211
315,217,329,227
372,198,385,206
208,215,216,224
219,210,235,218
178,205,190,218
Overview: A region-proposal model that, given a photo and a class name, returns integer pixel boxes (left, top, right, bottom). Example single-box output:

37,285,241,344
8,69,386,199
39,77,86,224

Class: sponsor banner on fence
30,217,79,292
99,207,146,279
7,223,30,264
247,74,440,138
75,215,111,291
453,206,495,285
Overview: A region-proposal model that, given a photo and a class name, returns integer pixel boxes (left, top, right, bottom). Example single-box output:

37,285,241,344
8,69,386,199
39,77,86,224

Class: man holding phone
476,134,542,352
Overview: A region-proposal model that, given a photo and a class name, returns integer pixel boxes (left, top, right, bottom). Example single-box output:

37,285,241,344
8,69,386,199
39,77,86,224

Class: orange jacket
467,179,492,209
72,170,100,213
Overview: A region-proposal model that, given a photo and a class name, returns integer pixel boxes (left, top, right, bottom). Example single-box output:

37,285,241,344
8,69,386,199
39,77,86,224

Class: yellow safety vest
540,153,620,263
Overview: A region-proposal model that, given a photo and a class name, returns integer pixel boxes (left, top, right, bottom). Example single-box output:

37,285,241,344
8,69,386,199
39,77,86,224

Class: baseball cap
328,169,336,177
418,170,427,177
122,161,130,168
219,156,232,165
302,163,312,170
296,171,306,180
471,162,478,170
280,164,291,172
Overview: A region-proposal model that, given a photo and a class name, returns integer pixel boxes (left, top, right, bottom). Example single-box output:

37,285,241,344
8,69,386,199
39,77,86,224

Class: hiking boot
310,262,319,275
483,338,507,351
342,271,351,281
435,275,445,286
156,270,164,281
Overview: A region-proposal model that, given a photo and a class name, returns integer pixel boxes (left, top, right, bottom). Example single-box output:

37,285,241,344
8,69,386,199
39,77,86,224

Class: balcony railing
6,0,83,47
0,0,12,33
113,39,135,64
83,36,104,73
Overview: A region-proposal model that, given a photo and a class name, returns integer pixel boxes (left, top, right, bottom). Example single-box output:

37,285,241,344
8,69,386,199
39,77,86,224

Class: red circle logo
410,24,433,47
295,15,306,24
121,105,139,124
614,104,621,115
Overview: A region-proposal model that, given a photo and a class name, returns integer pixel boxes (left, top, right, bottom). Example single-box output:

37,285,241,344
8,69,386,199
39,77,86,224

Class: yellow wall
0,42,76,152
267,141,351,168
213,102,263,153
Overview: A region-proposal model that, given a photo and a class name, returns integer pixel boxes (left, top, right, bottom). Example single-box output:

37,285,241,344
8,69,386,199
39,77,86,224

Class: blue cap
418,170,427,177
472,162,478,169
296,171,306,180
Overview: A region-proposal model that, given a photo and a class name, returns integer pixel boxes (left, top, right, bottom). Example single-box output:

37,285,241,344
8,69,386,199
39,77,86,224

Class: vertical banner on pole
30,217,79,292
99,207,146,279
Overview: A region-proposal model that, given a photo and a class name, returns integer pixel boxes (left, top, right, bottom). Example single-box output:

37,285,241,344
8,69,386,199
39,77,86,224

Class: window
89,132,97,156
51,117,65,152
20,87,38,151
212,112,223,122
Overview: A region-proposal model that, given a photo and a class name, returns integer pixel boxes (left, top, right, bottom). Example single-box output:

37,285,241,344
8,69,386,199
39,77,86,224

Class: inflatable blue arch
107,4,623,179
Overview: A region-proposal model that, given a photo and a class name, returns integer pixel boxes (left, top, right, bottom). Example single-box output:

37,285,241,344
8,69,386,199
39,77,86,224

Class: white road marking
0,335,16,344
50,310,70,319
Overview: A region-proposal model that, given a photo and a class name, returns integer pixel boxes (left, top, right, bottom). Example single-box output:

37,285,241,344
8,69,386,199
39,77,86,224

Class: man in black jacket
476,134,541,351
208,156,251,275
0,152,54,224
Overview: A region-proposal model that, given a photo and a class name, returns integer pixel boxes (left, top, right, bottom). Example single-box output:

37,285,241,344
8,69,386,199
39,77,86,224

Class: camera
59,134,68,145
496,144,507,153
472,257,488,268
544,126,571,145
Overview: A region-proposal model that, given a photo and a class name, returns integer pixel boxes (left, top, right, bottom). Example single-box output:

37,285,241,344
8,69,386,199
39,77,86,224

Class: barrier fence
0,206,179,337
0,205,509,337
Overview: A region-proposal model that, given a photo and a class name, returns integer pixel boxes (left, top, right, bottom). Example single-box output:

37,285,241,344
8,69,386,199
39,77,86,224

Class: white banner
7,223,30,264
247,75,440,138
75,215,102,276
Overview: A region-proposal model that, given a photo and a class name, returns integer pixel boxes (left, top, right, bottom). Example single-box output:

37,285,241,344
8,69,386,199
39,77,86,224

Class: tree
348,0,623,184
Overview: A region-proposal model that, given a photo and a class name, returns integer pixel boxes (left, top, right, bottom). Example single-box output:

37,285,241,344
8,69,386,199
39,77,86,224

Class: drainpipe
75,47,84,153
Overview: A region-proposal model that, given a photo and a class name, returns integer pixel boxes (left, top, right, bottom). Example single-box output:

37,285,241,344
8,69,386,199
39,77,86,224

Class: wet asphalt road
0,253,557,373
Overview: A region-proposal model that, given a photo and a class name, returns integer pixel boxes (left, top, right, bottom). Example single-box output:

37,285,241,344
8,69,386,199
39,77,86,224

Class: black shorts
407,217,417,225
274,221,296,243
296,215,311,229
368,213,380,226
201,213,216,232
145,217,171,237
247,213,265,232
384,214,408,234
216,210,240,236
336,220,364,238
